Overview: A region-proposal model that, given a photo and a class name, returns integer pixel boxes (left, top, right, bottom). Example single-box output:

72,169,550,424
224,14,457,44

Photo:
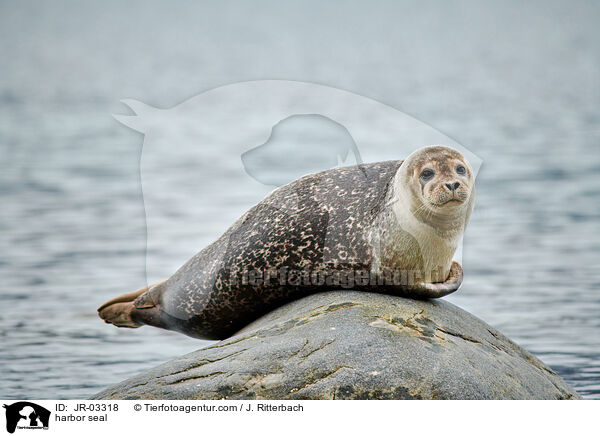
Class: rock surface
92,291,581,400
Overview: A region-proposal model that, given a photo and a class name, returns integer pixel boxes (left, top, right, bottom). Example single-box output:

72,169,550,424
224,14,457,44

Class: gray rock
91,291,581,400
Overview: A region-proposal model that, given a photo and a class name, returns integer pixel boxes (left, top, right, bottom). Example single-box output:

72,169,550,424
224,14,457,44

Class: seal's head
397,145,475,229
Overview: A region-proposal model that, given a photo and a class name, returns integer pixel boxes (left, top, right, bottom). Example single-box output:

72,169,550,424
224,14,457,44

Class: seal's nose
445,182,460,191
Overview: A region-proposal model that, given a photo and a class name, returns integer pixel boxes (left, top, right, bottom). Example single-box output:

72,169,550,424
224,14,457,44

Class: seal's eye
456,165,466,175
420,169,435,180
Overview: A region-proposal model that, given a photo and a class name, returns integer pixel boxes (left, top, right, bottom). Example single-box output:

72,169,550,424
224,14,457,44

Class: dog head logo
3,402,50,434
241,114,363,186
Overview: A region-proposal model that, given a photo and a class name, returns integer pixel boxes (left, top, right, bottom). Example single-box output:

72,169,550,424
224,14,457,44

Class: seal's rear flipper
98,280,165,328
98,301,141,328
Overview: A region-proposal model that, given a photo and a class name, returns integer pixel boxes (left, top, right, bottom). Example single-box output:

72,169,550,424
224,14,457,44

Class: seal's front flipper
410,261,463,299
97,280,165,328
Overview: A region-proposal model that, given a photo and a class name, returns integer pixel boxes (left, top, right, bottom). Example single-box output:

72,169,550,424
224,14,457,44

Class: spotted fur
99,147,474,340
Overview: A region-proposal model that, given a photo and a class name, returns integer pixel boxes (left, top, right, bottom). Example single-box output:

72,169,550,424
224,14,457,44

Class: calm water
1,1,599,399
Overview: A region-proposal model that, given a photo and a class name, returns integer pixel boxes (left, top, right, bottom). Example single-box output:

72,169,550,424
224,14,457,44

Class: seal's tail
97,280,165,328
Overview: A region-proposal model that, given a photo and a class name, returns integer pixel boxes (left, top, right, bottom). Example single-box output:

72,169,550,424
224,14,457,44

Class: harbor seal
98,145,475,339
